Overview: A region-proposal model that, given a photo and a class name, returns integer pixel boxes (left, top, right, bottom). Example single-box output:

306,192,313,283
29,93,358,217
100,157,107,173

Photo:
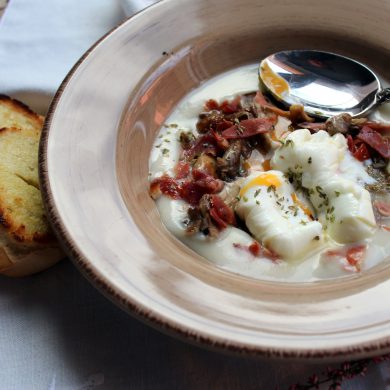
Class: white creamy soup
149,64,390,282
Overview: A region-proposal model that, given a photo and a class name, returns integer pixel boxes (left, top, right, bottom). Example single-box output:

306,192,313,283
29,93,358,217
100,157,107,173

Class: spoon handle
376,88,390,104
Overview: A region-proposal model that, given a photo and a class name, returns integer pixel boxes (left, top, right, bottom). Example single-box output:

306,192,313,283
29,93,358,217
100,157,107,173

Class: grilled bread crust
0,96,63,277
0,94,44,132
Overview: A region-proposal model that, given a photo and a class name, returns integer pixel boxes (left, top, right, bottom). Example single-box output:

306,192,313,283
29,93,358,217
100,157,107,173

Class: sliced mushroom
193,154,217,177
216,140,243,181
325,113,352,135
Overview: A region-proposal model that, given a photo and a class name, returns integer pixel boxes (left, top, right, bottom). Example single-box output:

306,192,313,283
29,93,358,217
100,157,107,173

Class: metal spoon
259,50,390,119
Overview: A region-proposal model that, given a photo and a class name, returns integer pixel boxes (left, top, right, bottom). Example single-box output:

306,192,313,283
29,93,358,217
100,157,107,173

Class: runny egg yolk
240,173,281,197
262,159,271,171
260,62,289,97
291,192,313,219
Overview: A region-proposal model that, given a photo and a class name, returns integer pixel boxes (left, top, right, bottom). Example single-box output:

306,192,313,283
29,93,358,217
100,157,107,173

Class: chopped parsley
283,139,294,148
164,123,178,128
266,185,277,195
315,186,327,200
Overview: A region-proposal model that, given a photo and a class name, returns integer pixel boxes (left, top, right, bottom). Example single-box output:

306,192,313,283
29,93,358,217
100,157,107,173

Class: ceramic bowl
40,0,390,360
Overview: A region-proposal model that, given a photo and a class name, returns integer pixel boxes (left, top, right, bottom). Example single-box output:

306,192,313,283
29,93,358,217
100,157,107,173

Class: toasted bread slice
0,126,40,189
0,96,63,277
0,94,44,133
0,165,49,242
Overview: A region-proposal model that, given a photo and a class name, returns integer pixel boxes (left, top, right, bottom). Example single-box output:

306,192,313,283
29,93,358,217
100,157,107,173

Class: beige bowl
40,0,390,360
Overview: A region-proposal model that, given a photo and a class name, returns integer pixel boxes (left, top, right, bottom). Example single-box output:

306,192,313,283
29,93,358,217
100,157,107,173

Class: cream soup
149,64,390,282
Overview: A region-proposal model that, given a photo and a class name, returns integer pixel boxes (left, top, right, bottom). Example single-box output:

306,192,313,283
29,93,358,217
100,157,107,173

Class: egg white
236,171,323,259
271,129,377,243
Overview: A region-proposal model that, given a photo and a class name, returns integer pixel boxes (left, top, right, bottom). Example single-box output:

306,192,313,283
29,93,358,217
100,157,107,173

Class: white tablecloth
0,1,389,388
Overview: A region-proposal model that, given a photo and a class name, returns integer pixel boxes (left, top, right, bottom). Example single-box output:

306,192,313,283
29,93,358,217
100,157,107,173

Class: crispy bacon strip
209,194,236,228
150,169,224,206
181,169,224,206
364,121,390,132
221,118,275,139
357,126,390,159
183,134,218,160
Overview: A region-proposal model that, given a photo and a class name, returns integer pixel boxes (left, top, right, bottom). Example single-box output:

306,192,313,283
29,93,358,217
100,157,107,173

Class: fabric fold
0,0,125,113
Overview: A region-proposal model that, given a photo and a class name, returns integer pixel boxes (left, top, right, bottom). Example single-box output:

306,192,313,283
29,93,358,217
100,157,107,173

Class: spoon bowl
259,50,390,119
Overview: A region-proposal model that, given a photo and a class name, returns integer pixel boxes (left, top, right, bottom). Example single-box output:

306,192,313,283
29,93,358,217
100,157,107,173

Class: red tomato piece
346,245,366,270
248,241,261,256
347,134,371,161
353,142,370,161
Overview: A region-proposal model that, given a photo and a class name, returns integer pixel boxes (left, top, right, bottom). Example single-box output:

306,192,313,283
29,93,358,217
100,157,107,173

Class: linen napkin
0,0,125,113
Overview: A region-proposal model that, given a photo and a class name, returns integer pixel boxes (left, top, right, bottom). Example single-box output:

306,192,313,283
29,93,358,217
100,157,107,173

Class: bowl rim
39,0,390,361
